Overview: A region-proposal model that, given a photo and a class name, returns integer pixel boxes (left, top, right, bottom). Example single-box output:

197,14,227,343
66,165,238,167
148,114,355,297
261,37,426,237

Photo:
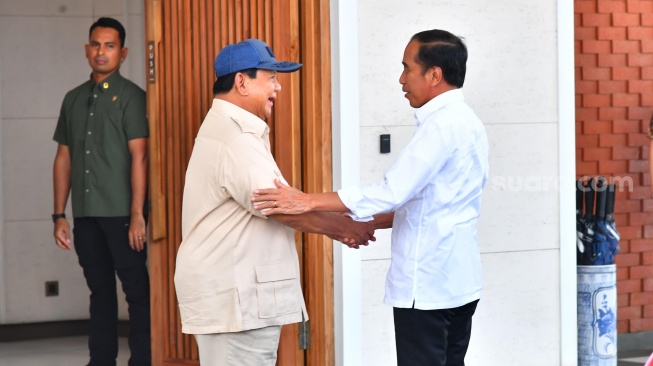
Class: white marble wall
357,1,563,365
0,0,145,323
0,2,570,363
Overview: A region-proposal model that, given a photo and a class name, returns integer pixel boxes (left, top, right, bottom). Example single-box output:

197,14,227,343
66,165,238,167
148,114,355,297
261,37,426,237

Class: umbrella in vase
592,177,610,265
600,183,620,265
577,179,589,265
578,178,596,265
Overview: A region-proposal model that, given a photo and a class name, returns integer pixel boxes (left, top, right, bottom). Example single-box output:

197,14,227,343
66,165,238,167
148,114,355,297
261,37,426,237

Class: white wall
0,0,145,324
331,0,363,364
351,1,572,365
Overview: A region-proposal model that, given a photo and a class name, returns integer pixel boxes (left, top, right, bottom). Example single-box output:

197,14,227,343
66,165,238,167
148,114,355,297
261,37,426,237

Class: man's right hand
334,220,376,249
54,219,72,250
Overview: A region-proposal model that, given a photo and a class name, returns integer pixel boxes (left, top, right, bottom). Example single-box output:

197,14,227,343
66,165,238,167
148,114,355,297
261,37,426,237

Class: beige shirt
174,99,307,334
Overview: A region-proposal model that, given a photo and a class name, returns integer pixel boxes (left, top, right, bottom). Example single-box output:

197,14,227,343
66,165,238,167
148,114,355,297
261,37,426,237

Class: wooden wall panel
300,0,334,365
145,0,333,364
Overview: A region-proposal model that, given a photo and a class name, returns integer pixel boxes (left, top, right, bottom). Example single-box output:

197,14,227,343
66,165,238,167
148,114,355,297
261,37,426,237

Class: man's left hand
128,214,147,251
252,179,310,215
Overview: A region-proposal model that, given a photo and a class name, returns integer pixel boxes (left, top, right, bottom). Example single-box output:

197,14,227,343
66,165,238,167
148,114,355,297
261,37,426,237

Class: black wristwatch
52,213,66,222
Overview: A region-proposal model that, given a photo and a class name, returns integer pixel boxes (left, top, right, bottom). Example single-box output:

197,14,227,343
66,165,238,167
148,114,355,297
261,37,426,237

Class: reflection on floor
0,336,650,365
0,336,129,366
618,349,653,366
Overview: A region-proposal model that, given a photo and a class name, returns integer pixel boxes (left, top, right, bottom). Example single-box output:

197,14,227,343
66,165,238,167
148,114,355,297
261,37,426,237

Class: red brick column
575,0,653,334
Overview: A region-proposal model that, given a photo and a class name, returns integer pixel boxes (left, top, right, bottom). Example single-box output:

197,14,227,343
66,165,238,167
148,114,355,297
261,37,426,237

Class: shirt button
85,170,89,174
90,113,94,116
93,95,97,98
86,150,90,154
85,189,89,193
88,131,92,135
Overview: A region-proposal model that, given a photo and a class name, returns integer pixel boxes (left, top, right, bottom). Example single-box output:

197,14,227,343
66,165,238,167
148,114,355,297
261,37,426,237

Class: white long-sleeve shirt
338,89,489,310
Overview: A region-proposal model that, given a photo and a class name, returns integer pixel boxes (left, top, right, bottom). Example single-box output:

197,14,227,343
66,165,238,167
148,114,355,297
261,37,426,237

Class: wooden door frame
144,1,335,365
298,1,335,365
144,2,166,365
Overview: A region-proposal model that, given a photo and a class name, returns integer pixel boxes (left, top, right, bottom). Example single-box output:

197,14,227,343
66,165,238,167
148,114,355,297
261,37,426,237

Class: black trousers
73,217,151,366
393,299,479,366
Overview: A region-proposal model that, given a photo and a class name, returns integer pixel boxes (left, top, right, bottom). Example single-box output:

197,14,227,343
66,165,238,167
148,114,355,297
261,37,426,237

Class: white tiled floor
620,356,650,363
0,336,129,366
618,350,653,366
0,335,650,365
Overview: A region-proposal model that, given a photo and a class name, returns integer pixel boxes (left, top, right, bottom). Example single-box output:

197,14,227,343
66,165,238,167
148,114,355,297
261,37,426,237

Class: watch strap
52,213,66,222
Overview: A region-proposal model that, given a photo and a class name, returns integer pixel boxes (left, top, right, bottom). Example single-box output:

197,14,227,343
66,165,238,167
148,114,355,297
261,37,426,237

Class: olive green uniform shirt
53,71,148,218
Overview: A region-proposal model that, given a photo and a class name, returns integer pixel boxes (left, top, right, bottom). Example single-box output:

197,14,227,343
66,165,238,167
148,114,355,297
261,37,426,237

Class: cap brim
259,61,302,73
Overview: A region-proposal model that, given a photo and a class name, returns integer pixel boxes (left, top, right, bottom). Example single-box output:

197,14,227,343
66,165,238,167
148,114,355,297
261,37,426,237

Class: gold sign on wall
147,41,156,83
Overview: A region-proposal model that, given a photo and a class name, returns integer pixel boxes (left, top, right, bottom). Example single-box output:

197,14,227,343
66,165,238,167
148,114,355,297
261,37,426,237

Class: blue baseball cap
214,38,302,78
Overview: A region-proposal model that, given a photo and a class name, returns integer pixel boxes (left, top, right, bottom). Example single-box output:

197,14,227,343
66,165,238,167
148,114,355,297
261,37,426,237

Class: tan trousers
194,326,282,366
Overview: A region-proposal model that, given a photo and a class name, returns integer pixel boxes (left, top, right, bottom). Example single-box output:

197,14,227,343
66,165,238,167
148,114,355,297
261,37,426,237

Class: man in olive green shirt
52,17,150,366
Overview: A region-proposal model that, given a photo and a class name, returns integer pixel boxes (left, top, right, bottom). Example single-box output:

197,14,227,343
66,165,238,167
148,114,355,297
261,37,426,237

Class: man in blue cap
174,39,375,365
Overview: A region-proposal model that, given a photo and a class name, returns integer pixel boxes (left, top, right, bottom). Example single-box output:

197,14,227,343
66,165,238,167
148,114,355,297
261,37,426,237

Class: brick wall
575,0,653,334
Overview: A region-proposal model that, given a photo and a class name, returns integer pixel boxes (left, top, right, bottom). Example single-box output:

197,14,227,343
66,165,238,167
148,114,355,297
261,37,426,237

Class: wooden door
144,1,333,365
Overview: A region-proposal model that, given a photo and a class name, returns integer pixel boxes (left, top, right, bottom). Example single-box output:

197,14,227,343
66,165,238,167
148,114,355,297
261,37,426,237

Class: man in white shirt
251,29,489,366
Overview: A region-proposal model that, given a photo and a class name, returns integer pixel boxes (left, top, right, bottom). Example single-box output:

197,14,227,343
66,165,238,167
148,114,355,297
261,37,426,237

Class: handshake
251,179,378,250
326,214,376,250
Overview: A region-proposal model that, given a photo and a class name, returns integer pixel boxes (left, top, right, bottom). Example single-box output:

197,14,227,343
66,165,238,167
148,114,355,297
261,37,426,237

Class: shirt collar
212,99,269,138
414,88,464,126
90,71,123,93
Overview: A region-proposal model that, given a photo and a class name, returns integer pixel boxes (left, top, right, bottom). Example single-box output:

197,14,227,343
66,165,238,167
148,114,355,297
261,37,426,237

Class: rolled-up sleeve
337,186,373,221
337,118,455,220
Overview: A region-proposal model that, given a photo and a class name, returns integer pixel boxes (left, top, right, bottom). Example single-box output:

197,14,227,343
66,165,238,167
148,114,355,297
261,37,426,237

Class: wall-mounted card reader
380,134,391,154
